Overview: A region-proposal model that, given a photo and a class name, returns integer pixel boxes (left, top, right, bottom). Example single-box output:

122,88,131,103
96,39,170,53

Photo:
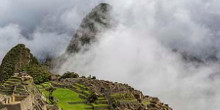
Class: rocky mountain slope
66,3,111,53
52,3,112,70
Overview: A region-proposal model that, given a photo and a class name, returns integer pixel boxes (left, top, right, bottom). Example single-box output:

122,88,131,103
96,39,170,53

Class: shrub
81,76,86,78
87,92,98,103
61,72,79,79
23,64,51,84
111,99,119,108
46,86,56,104
91,76,96,80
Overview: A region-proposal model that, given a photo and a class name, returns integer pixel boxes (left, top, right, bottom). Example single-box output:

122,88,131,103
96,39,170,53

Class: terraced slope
38,82,93,110
0,76,27,95
36,78,172,110
38,81,112,110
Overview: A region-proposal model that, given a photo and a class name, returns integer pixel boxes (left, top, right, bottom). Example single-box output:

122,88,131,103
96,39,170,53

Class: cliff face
51,3,112,73
66,3,111,53
0,44,39,82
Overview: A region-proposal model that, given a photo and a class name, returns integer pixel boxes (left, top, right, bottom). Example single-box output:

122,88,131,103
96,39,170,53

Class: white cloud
56,0,220,110
0,0,105,61
1,0,220,110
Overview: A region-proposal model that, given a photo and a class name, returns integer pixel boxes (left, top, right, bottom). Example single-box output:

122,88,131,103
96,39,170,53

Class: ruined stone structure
1,94,33,110
0,73,47,110
57,78,173,110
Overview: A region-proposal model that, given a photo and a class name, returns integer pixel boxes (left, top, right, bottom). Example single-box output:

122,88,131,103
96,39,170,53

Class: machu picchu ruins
0,2,174,110
0,57,173,110
0,72,47,110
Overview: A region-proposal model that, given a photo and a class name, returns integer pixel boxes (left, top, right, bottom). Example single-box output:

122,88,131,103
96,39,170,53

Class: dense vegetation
23,64,51,84
0,44,51,84
61,72,79,79
0,44,39,83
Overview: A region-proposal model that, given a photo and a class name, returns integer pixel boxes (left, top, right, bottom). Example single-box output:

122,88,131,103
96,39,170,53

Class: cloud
56,0,220,110
1,0,220,110
0,0,105,61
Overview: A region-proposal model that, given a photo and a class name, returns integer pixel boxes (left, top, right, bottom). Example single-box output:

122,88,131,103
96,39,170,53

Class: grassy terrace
72,83,110,109
53,88,92,110
0,77,23,94
142,100,150,106
72,83,91,96
38,82,111,110
38,82,93,110
111,92,138,104
92,103,109,110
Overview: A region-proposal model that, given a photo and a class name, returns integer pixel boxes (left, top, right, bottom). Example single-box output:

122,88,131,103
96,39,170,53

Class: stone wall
14,95,26,101
4,94,33,110
19,94,33,110
4,102,22,110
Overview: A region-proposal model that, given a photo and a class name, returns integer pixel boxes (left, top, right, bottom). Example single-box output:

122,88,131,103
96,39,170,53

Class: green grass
37,82,110,110
142,100,150,105
118,99,137,102
53,88,92,110
111,92,135,99
75,83,88,88
41,89,50,102
72,84,91,96
41,82,51,88
37,82,51,102
82,90,91,95
92,103,109,107
0,77,23,94
97,96,106,100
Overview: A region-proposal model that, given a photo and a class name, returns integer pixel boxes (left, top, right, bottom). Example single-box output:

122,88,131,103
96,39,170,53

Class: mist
1,0,220,110
0,0,104,61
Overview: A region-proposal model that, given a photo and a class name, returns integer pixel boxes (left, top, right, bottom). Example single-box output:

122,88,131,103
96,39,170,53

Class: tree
46,86,56,104
61,72,79,79
87,92,98,103
91,76,96,80
24,64,51,84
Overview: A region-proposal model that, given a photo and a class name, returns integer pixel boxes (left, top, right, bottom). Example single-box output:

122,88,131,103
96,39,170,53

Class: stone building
0,73,47,110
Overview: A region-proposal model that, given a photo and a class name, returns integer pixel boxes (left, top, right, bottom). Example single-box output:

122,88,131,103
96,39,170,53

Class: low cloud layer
57,0,220,110
1,0,220,110
0,0,104,61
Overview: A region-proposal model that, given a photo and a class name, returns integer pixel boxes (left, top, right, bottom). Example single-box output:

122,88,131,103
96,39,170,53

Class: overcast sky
1,0,220,110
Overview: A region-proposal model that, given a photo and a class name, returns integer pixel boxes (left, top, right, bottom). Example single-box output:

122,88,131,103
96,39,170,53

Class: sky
0,0,104,61
1,0,220,110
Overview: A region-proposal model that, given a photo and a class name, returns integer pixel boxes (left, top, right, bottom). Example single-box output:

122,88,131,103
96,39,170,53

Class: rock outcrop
66,3,111,53
51,3,112,71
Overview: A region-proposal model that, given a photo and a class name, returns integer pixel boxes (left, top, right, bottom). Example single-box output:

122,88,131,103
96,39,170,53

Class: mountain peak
0,44,39,82
66,3,111,53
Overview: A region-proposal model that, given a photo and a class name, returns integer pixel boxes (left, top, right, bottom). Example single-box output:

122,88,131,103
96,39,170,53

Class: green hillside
0,44,39,83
